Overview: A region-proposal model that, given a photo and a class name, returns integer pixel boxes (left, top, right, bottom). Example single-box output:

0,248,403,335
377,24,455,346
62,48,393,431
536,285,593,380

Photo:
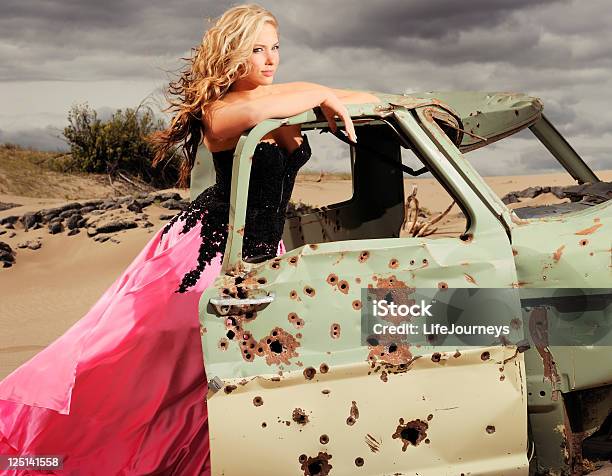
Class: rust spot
464,273,477,285
427,414,433,421
355,457,364,467
270,260,280,270
218,338,229,351
224,385,237,395
346,401,359,426
372,274,409,289
300,452,332,476
575,223,602,235
579,238,589,246
337,280,349,294
257,277,267,285
481,351,490,361
309,244,319,250
290,290,298,299
510,318,522,330
319,434,329,445
460,233,474,243
365,434,381,453
304,285,316,297
389,258,399,269
292,408,310,425
326,273,338,286
352,299,362,310
368,343,413,366
296,332,303,339
380,371,388,382
289,256,299,266
500,375,506,381
253,396,264,407
437,281,448,289
303,367,317,380
431,352,441,363
512,248,518,256
553,245,566,262
330,323,341,339
321,389,330,395
237,227,245,236
358,251,370,262
258,327,300,366
271,376,281,382
392,418,429,451
319,363,329,374
355,277,361,284
486,425,496,434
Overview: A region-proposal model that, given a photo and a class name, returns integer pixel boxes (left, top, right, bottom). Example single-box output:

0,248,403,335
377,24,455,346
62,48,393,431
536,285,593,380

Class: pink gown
0,136,310,475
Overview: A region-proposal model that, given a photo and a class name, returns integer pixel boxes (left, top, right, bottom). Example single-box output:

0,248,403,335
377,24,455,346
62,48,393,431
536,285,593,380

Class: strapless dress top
161,134,312,292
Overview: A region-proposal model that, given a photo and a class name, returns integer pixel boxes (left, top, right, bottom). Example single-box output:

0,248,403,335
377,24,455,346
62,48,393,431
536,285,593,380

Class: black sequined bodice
161,135,311,293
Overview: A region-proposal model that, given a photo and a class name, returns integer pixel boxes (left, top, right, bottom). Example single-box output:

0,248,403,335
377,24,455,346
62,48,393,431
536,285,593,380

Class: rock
0,202,21,212
126,200,143,213
95,220,138,234
501,193,520,205
90,210,104,215
40,203,82,217
516,186,542,199
20,212,42,230
8,231,16,238
5,223,15,230
141,221,154,228
66,214,83,230
150,191,181,202
159,214,176,220
79,205,98,214
93,234,110,243
81,199,104,208
18,240,42,250
160,199,188,211
32,222,43,230
0,241,15,267
101,200,121,211
87,228,98,237
49,217,63,225
48,222,63,234
59,209,79,219
76,217,88,228
0,230,5,236
67,228,80,236
0,216,19,226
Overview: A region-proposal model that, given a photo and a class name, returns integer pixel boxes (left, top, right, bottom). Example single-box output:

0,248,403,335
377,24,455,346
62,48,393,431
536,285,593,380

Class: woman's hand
319,91,357,143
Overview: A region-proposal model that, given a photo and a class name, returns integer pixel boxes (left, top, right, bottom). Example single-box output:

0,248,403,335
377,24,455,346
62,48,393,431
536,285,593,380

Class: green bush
63,103,179,187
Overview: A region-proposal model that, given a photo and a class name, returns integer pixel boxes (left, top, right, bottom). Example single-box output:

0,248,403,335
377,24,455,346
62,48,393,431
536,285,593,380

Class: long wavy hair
149,4,278,188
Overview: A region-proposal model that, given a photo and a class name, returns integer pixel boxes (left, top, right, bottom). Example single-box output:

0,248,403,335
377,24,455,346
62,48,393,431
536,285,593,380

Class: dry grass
0,144,151,199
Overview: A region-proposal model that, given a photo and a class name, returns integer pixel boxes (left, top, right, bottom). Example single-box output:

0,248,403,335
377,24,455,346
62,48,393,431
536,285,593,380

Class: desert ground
1,169,611,379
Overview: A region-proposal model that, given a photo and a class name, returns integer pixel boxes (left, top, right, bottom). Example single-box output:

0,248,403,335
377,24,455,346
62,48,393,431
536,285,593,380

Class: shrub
63,103,179,187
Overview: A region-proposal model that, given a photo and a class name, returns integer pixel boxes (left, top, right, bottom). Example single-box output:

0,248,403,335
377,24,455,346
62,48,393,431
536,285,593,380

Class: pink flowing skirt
0,218,285,475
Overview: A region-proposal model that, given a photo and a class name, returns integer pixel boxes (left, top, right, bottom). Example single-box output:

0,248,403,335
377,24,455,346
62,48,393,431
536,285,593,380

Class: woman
0,4,377,474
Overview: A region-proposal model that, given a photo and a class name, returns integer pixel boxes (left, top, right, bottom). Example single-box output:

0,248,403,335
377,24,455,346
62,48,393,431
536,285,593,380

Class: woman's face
244,22,279,88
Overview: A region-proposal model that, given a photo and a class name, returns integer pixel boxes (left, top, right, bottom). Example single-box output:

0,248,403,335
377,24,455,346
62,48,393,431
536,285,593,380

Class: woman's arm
206,84,356,142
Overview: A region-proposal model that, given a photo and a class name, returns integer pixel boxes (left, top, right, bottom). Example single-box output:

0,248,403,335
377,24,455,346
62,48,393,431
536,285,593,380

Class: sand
1,170,611,379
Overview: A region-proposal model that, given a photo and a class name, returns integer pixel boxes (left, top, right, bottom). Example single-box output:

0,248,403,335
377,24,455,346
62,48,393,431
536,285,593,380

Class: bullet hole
388,258,399,269
352,300,362,310
245,310,257,321
292,408,310,425
271,376,281,382
512,248,518,256
300,452,332,476
431,352,441,363
322,389,330,395
453,350,461,358
438,281,448,289
388,343,397,353
481,351,490,361
218,338,229,351
257,277,267,285
253,396,264,407
299,454,307,463
261,422,267,428
304,367,317,380
224,385,237,395
579,239,589,246
427,414,433,421
425,438,430,444
289,312,297,322
359,251,370,263
337,280,349,294
460,233,473,243
290,290,298,299
500,375,506,381
269,340,283,353
226,330,235,340
309,244,319,250
271,261,280,269
326,273,338,286
392,418,429,451
514,109,519,116
422,258,428,265
346,401,359,426
319,363,329,374
304,286,316,297
380,371,388,382
289,256,299,265
409,259,415,265
319,434,329,445
330,323,341,339
355,457,364,467
486,425,496,434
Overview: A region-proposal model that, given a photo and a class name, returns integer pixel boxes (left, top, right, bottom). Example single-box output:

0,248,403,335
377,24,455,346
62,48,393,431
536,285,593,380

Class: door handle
209,292,276,315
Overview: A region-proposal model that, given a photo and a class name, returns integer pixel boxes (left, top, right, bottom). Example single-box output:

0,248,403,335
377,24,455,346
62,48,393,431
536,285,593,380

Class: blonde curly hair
149,4,278,187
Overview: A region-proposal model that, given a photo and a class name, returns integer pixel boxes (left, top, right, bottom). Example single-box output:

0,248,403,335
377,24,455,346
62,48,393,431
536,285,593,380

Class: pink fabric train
0,217,284,474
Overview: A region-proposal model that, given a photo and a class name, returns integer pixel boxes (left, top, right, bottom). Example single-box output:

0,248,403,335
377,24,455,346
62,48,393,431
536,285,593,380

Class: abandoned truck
189,91,611,475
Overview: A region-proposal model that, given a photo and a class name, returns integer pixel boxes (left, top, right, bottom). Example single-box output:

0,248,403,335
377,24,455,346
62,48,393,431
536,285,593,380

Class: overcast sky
1,0,611,175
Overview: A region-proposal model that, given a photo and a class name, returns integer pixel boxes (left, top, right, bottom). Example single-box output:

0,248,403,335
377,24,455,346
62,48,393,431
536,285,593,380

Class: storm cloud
0,0,610,174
